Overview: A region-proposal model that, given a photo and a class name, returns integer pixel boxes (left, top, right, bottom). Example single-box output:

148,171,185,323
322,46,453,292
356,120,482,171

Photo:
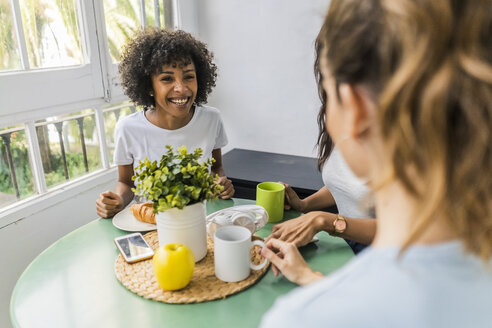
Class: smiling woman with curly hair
96,28,234,218
118,28,217,108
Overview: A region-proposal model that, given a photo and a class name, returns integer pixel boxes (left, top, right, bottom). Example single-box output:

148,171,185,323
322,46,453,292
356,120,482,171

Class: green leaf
132,146,221,212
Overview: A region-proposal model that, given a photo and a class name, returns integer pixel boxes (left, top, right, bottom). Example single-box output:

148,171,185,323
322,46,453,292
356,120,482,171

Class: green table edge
10,198,354,328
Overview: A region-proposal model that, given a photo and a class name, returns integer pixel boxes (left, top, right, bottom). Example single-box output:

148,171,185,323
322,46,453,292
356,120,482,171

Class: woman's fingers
267,220,304,244
262,238,315,285
100,190,119,201
272,264,280,276
261,243,286,272
279,182,293,209
98,201,117,211
96,191,123,218
262,238,309,284
279,182,303,212
217,177,235,199
266,238,295,254
99,191,121,206
96,203,113,218
220,185,234,199
266,223,289,243
265,232,278,243
284,186,298,202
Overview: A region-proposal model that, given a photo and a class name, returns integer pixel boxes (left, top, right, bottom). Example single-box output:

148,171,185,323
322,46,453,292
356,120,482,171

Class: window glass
0,0,22,71
103,102,137,165
0,125,36,208
36,109,102,188
19,0,84,69
103,0,165,62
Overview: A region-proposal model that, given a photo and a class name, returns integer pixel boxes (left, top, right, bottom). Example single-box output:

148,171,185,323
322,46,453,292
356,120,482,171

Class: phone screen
115,233,153,260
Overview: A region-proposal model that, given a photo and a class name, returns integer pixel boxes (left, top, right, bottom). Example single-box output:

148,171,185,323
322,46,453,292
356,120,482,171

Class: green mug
256,182,285,223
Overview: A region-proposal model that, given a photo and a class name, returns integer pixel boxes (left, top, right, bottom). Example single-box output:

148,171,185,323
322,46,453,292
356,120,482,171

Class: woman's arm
115,164,136,207
282,185,335,212
268,212,376,247
331,216,376,245
96,164,135,218
302,187,336,212
211,148,235,199
310,212,376,245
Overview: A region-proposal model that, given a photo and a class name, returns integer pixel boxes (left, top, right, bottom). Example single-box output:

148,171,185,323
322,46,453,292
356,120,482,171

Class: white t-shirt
113,105,228,169
322,147,374,218
261,241,492,328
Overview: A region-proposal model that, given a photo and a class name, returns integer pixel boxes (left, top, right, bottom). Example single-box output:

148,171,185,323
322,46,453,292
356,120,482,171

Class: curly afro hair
118,28,217,107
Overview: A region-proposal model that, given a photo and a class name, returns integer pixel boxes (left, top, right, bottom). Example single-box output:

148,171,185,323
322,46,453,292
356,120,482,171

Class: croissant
130,202,156,224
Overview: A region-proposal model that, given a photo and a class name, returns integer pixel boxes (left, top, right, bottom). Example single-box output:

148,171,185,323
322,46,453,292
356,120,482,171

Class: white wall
181,0,331,157
0,172,116,328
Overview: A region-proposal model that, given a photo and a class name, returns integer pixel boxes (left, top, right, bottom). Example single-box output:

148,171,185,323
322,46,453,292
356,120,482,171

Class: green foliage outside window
43,147,101,188
0,131,101,198
104,0,165,62
1,0,164,70
0,0,21,69
0,132,34,197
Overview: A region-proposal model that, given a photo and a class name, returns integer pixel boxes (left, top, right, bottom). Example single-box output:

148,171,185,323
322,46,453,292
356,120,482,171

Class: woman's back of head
319,0,492,259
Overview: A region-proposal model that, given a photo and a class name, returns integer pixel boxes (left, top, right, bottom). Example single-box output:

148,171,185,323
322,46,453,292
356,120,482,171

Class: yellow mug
256,182,285,223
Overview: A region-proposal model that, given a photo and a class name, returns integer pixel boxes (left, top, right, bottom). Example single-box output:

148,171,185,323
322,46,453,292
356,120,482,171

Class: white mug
214,225,268,282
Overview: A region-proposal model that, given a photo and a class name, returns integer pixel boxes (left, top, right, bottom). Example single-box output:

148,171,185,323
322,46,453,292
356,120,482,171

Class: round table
10,198,354,328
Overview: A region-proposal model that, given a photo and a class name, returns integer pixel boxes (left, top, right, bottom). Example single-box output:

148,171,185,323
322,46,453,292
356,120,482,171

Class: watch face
335,219,346,232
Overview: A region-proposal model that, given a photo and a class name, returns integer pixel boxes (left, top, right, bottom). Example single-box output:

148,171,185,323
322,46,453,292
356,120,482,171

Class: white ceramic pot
155,202,207,262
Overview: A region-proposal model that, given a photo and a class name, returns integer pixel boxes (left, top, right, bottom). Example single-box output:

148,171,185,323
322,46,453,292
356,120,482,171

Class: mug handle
250,240,268,271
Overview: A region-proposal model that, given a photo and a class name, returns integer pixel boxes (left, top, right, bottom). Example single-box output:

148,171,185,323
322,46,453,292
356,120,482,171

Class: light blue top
261,241,492,328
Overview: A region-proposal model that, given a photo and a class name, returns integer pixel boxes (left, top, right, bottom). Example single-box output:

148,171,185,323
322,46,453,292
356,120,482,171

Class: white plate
112,206,157,232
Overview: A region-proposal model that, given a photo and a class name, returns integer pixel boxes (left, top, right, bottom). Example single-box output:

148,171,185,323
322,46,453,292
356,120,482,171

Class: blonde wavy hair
319,0,492,259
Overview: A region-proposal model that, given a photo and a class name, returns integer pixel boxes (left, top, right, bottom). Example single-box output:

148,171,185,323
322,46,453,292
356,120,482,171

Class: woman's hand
210,149,234,199
96,191,124,218
216,176,235,199
266,211,332,247
261,238,323,286
279,182,306,212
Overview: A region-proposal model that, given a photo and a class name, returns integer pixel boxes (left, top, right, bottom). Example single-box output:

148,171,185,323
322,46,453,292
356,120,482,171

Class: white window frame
0,1,108,126
0,0,179,226
104,0,180,101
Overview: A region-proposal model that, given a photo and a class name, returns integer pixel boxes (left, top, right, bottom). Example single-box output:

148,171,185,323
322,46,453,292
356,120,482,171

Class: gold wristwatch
332,214,347,235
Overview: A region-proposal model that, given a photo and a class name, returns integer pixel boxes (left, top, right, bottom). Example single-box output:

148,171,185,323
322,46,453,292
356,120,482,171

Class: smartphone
114,232,154,263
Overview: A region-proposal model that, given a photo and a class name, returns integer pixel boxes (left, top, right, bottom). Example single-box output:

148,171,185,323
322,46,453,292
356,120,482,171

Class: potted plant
132,145,223,262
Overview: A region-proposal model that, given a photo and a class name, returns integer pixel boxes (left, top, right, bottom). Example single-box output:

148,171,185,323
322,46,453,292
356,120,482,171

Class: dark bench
223,149,336,213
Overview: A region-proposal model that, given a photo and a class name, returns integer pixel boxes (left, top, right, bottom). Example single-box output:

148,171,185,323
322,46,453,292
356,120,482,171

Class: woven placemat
115,230,270,303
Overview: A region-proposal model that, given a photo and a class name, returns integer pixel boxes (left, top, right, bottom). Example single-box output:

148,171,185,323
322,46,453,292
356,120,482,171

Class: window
104,0,165,62
102,0,170,100
36,109,102,188
0,0,22,71
0,0,177,212
18,0,84,69
0,0,105,118
0,125,36,208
